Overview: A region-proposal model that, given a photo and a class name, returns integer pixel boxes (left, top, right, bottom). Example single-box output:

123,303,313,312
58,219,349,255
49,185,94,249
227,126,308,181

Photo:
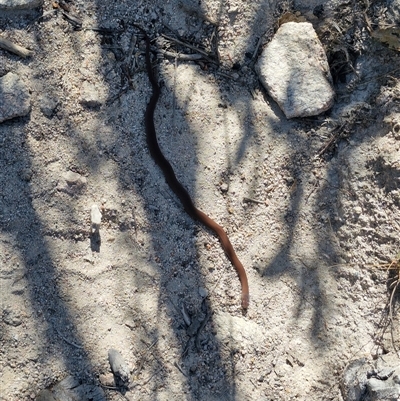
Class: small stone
0,72,31,122
3,307,23,326
99,373,115,387
274,363,290,378
63,171,87,186
198,287,208,298
220,182,229,193
83,254,94,264
57,171,87,195
19,167,33,181
123,391,136,401
39,95,59,117
80,81,103,108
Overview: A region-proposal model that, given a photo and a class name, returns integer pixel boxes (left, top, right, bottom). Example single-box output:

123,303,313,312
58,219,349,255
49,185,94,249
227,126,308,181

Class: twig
161,34,218,65
134,338,158,375
182,338,191,358
173,361,187,377
216,70,237,80
56,329,84,349
0,36,33,58
243,197,264,205
388,278,400,353
126,33,138,67
158,49,203,61
61,11,83,29
250,378,258,388
99,384,119,390
195,311,211,351
250,35,263,63
180,305,191,326
172,54,178,123
316,123,346,158
107,86,129,105
140,371,157,386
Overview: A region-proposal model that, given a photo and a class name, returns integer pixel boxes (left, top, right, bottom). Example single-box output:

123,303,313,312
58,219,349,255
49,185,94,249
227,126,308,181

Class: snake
141,31,249,309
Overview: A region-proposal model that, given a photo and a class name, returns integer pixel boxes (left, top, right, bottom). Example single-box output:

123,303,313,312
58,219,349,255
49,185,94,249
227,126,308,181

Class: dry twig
56,329,84,349
161,34,218,65
373,255,400,354
0,36,33,58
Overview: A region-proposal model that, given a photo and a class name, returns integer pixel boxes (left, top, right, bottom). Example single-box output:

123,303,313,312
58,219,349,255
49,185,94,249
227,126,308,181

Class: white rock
213,311,265,348
256,22,335,119
91,204,102,232
0,72,31,122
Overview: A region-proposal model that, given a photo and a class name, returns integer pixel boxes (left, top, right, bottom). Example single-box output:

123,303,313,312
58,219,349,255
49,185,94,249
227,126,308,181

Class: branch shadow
0,118,95,386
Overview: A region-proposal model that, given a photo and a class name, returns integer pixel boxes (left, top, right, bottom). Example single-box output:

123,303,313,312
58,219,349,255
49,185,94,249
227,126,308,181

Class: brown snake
142,31,249,309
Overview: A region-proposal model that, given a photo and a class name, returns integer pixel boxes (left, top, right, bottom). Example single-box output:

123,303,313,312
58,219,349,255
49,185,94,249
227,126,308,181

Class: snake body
142,33,249,309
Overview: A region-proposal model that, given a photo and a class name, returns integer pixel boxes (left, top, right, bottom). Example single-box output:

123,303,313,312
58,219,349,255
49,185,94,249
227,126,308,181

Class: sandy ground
1,0,400,400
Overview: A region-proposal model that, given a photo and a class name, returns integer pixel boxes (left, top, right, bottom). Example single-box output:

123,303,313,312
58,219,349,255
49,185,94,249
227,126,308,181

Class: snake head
241,294,250,309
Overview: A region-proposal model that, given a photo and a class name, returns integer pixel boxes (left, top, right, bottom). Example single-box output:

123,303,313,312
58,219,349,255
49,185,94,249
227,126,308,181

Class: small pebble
220,182,229,192
63,171,87,187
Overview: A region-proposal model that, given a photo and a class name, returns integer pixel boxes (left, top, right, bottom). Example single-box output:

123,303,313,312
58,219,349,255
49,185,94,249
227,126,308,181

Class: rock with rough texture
108,349,130,388
57,171,87,195
52,376,106,401
341,358,371,401
367,377,400,401
39,94,59,117
2,307,23,326
80,81,103,108
341,355,400,401
63,171,87,186
0,72,31,122
0,0,42,9
256,22,335,119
